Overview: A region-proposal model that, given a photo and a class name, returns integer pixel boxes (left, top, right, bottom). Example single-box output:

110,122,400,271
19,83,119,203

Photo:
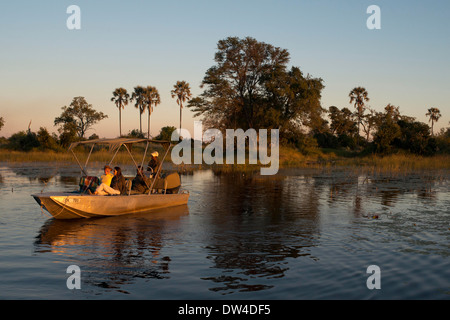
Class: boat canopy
68,138,172,179
68,138,171,153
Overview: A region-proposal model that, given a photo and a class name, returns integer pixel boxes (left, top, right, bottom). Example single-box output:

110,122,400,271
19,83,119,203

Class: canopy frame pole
71,149,88,176
148,143,171,195
140,141,149,169
123,143,152,191
84,144,95,169
108,145,121,167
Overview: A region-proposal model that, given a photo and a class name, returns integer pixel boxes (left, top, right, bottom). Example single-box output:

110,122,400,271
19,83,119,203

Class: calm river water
0,163,448,299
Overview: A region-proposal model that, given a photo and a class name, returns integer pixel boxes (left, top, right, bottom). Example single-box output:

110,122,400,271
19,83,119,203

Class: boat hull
32,192,190,219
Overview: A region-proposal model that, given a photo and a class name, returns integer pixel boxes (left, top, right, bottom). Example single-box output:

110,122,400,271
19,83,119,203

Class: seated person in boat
147,151,160,177
95,166,127,195
101,165,114,185
131,165,150,193
86,165,113,194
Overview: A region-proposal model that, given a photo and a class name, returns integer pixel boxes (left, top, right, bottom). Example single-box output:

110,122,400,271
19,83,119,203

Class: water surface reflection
1,164,448,299
198,172,322,293
34,206,189,293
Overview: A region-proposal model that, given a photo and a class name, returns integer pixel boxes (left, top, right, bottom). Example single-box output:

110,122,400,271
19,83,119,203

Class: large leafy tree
396,120,433,155
426,107,441,136
187,36,324,141
54,96,107,139
0,116,4,133
36,127,59,151
328,106,357,136
143,86,161,138
130,86,146,134
111,88,129,137
171,80,192,132
372,105,401,153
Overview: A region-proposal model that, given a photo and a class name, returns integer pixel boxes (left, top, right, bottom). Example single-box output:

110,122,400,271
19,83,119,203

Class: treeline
312,103,449,156
0,125,178,152
1,36,449,157
0,95,177,151
0,89,181,152
186,36,449,156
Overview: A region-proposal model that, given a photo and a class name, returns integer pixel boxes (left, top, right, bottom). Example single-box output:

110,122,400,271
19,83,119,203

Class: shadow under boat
35,204,190,249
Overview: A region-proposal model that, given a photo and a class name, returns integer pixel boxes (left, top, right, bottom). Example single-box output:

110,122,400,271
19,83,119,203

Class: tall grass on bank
0,150,151,165
337,153,450,170
1,148,449,172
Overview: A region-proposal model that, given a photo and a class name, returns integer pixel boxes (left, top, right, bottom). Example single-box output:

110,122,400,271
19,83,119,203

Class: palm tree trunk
179,103,183,137
119,108,122,137
148,110,151,139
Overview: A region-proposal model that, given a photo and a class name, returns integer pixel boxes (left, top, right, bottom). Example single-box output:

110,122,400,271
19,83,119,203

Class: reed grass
0,150,147,164
1,148,449,173
339,153,450,171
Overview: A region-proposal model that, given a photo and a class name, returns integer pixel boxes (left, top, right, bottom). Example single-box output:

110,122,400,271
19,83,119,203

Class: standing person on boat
147,151,160,177
94,166,126,195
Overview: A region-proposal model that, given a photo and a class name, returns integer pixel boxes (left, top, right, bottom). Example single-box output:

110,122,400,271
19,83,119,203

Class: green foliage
313,131,338,149
126,129,145,138
127,86,161,137
143,86,161,138
88,133,99,140
435,126,450,153
0,116,4,133
425,107,441,135
171,81,192,131
187,36,324,141
317,106,359,149
349,87,369,140
130,86,146,133
54,96,107,139
395,120,435,155
316,101,445,157
7,131,39,151
111,87,130,137
373,117,401,153
155,126,177,141
57,121,79,148
36,127,60,151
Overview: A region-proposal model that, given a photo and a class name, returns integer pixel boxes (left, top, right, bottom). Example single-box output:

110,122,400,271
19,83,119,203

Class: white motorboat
32,138,189,219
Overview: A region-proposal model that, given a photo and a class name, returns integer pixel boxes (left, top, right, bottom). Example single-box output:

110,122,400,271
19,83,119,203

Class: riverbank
1,147,449,172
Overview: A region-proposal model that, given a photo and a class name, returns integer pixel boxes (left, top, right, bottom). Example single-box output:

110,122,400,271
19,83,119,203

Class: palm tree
143,86,161,139
111,88,129,137
426,107,441,135
349,87,370,141
171,81,192,134
130,86,146,134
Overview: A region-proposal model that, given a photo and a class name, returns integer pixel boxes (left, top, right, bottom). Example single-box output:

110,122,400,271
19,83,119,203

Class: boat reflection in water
34,205,189,293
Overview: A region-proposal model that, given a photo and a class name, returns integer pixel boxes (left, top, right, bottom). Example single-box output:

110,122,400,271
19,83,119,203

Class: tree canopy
426,107,442,135
54,96,107,139
187,36,325,142
111,88,130,137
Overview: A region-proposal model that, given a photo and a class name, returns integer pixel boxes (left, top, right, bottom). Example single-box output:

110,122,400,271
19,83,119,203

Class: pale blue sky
0,0,449,138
